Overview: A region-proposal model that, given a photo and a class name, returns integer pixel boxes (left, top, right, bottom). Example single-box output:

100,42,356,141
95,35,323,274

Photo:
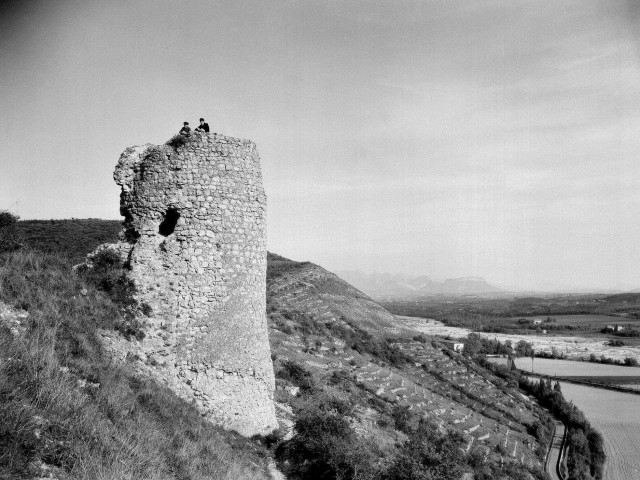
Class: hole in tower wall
159,208,180,237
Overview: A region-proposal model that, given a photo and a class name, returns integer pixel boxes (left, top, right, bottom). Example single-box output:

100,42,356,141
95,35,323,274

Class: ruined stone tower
109,131,277,436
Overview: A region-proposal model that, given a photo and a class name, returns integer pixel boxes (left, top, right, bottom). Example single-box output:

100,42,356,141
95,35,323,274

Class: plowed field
559,382,640,480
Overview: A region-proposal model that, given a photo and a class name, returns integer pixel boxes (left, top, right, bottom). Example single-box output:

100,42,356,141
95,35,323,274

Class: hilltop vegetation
13,219,121,264
0,211,22,254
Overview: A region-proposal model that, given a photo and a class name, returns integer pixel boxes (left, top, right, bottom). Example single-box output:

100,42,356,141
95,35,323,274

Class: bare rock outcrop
102,131,277,436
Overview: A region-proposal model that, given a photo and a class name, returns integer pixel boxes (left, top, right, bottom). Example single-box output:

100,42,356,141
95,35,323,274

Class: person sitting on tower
195,118,210,133
179,121,191,136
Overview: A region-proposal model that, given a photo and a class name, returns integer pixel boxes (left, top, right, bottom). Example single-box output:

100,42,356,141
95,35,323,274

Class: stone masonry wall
108,131,277,436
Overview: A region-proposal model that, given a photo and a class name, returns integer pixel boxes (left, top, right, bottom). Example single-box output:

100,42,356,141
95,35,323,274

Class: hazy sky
2,0,640,291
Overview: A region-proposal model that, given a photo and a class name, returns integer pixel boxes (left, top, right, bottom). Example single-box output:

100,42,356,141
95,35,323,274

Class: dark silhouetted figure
179,122,191,136
195,118,210,133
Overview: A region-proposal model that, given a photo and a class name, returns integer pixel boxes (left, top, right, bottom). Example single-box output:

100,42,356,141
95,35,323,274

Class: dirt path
546,420,566,480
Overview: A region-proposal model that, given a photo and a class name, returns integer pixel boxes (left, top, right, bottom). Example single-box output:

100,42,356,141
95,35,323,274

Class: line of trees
482,360,605,480
463,332,535,358
520,377,605,480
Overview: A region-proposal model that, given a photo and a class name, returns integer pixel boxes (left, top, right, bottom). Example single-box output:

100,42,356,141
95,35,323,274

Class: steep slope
267,253,401,335
267,254,550,479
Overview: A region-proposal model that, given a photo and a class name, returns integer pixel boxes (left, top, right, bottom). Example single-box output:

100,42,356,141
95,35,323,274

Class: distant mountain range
336,271,503,298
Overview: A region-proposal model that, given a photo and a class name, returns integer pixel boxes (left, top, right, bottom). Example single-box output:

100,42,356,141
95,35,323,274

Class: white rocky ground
395,316,640,362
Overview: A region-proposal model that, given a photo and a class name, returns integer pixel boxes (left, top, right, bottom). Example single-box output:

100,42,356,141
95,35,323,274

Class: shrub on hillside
0,210,21,254
275,360,317,394
326,321,411,367
166,134,189,149
0,211,19,228
391,405,418,434
387,420,468,480
275,397,381,480
77,248,144,340
327,369,354,386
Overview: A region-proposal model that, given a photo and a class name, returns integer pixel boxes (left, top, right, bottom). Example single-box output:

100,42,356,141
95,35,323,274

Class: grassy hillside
15,219,121,264
267,253,400,335
2,219,554,479
0,250,269,480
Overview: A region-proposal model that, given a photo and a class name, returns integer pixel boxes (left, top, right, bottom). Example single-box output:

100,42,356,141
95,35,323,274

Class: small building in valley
442,340,464,353
605,325,624,332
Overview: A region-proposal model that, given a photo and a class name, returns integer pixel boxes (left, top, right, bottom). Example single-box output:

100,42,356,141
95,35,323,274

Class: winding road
546,420,566,480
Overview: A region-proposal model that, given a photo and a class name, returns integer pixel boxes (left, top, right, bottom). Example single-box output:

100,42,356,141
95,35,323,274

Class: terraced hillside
267,253,401,334
5,220,552,478
266,254,550,478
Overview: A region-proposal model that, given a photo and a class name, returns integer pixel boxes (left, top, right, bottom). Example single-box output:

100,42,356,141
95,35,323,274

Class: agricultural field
491,357,640,392
395,315,640,362
559,382,640,480
513,314,636,327
383,296,640,346
511,358,640,377
509,314,640,347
